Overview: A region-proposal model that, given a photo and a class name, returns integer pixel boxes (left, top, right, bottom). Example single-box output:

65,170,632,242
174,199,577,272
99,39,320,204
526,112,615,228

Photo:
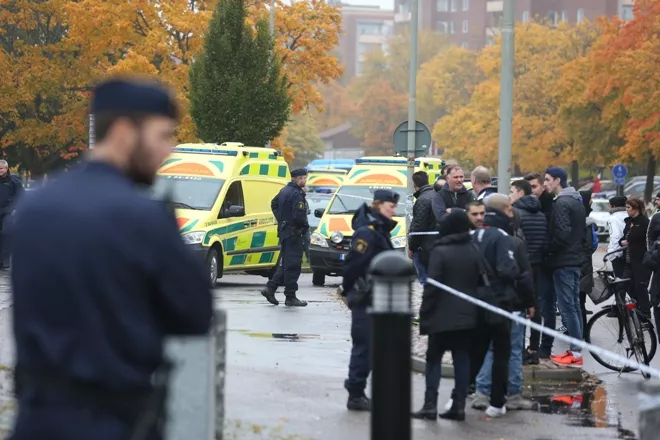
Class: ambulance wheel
312,271,325,287
206,248,220,286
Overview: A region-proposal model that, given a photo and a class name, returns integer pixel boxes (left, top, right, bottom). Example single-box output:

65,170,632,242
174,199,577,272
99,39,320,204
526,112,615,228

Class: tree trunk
571,160,580,190
645,154,656,203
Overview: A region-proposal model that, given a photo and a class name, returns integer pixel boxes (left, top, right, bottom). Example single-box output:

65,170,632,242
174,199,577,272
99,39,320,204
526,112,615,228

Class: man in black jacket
408,171,435,284
432,166,474,223
471,194,536,413
510,179,551,363
544,167,586,368
524,173,554,221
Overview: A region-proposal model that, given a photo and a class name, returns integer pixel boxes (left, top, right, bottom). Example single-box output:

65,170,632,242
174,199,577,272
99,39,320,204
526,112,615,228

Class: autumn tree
434,20,600,172
189,0,290,146
347,29,450,154
282,113,325,168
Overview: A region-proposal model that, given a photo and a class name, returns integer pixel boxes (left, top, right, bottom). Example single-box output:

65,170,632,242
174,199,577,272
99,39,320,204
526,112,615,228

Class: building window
561,10,568,22
449,21,455,33
437,0,448,12
462,20,468,33
357,22,383,35
462,0,469,11
451,0,457,12
577,8,585,24
621,5,634,21
462,42,469,49
547,11,558,26
522,10,529,22
435,21,449,33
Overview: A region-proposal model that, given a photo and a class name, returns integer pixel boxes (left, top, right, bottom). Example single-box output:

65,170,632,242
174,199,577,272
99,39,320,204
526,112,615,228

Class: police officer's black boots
438,394,466,421
347,392,371,411
411,390,438,420
284,294,307,307
261,288,279,306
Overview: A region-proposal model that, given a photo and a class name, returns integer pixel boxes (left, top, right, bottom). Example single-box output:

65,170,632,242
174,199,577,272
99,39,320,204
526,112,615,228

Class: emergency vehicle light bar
173,147,238,156
355,158,422,166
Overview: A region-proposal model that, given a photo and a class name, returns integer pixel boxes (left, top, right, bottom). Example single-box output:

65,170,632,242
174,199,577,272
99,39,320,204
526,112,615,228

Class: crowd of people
340,161,660,420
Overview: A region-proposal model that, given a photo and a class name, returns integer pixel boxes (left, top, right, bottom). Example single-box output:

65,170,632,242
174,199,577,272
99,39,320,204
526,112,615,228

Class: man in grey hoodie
543,167,586,368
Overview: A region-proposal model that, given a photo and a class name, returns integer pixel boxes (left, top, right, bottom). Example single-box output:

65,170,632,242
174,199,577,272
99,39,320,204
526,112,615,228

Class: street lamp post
406,0,418,196
266,0,275,149
496,0,515,194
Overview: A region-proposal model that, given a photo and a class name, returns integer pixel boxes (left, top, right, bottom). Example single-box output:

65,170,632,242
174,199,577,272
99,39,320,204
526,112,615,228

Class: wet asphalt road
0,255,649,439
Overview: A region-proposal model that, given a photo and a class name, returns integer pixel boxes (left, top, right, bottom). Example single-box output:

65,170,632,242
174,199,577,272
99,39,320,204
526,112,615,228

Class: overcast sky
344,0,394,10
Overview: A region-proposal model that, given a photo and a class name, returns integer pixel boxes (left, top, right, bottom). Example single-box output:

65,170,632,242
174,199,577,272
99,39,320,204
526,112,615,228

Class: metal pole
406,0,418,196
89,113,95,149
496,0,514,194
369,251,415,440
638,380,660,440
265,0,275,149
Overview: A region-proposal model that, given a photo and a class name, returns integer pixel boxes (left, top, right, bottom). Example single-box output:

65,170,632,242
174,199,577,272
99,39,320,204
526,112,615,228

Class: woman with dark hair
579,191,598,333
621,197,652,318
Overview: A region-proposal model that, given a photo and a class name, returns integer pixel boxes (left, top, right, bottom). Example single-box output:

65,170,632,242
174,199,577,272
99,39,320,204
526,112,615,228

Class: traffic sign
614,177,626,186
612,164,628,179
393,121,431,156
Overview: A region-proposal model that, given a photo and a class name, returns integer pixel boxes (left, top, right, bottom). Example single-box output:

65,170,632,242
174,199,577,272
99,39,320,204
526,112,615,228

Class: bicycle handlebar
603,247,627,262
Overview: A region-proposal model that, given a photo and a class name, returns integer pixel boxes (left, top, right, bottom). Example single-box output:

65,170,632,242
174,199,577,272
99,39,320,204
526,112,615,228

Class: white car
589,199,611,239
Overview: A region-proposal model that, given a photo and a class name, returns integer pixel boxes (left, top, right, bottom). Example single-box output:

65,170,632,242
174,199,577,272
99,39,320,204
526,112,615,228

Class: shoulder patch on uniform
297,201,305,209
354,238,368,254
368,225,375,230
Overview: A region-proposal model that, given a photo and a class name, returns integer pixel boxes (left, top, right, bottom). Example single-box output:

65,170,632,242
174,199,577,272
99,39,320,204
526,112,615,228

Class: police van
152,142,290,285
308,156,444,286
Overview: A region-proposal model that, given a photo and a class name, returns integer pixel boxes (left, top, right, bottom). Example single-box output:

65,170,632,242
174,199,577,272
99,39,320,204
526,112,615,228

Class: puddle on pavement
231,330,321,341
527,381,637,439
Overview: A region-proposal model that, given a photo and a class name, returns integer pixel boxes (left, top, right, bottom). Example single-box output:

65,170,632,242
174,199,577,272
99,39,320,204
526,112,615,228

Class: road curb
411,356,585,382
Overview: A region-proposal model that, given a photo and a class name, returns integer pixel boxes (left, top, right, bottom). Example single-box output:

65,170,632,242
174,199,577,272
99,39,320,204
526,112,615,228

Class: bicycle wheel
586,308,638,372
630,311,655,379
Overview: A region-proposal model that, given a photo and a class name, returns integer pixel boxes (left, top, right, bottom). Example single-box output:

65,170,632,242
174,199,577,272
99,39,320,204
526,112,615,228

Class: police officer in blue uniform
261,168,309,307
8,78,213,440
341,189,399,411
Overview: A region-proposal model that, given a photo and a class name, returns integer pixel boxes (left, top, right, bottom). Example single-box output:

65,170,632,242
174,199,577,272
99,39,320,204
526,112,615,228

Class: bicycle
584,248,657,379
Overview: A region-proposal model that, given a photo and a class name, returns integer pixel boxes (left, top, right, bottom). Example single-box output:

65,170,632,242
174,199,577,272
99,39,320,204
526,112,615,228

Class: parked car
579,180,613,193
589,199,610,240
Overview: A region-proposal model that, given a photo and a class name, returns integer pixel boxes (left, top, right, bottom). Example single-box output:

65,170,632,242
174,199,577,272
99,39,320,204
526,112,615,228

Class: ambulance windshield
151,175,225,211
326,186,408,216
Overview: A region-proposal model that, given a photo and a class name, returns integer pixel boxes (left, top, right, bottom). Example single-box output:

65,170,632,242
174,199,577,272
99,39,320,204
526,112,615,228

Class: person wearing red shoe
543,167,586,368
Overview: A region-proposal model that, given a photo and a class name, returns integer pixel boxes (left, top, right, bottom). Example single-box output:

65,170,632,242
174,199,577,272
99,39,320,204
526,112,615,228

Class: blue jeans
553,267,582,352
413,251,427,285
476,312,526,396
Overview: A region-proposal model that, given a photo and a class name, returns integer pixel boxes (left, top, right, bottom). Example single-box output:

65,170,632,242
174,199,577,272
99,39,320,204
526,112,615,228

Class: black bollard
369,250,415,440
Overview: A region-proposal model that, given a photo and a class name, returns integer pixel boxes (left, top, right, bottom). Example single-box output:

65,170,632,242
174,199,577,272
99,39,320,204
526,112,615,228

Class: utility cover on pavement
393,121,431,156
612,164,628,179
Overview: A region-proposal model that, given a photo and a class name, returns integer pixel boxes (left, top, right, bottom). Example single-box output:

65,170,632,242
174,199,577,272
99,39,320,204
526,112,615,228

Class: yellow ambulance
308,156,445,286
152,142,289,285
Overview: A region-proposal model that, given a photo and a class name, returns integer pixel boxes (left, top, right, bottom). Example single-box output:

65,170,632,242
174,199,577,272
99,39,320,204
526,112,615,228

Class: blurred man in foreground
9,78,213,440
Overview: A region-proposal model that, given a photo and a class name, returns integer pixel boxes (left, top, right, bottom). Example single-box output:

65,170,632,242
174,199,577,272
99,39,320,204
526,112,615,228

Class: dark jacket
476,186,497,201
409,184,436,252
472,211,520,311
0,173,24,217
10,161,213,395
546,187,586,268
647,211,660,250
431,183,475,223
272,181,309,239
341,203,396,293
622,214,650,263
513,195,548,265
419,211,481,335
539,191,554,221
482,208,534,311
580,218,597,293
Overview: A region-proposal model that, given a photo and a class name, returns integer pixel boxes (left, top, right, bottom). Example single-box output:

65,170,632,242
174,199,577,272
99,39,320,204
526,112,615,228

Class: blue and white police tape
425,276,660,379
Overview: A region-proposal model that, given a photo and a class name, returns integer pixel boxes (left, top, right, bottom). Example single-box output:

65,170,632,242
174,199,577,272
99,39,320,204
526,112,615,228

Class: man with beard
432,166,474,223
9,78,213,440
0,159,24,269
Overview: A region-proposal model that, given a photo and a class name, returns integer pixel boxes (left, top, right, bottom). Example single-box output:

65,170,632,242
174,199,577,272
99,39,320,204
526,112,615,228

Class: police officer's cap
91,78,178,120
373,189,400,204
291,168,308,178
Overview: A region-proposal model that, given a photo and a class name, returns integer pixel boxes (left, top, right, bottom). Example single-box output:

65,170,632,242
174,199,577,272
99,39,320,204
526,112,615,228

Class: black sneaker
523,349,540,365
261,288,279,306
347,395,371,411
285,296,308,307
